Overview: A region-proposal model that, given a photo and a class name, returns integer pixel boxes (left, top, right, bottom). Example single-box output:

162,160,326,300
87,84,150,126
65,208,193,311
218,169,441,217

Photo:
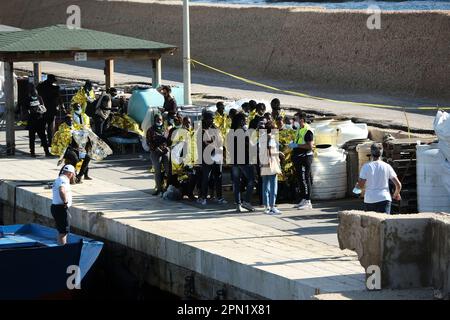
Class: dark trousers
293,155,313,201
29,120,49,154
78,155,91,178
231,165,254,205
44,114,55,145
254,164,263,205
94,115,107,137
150,150,170,191
364,201,392,214
201,163,223,199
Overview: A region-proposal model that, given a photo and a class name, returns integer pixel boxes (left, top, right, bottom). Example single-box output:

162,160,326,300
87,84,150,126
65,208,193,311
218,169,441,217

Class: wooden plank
105,59,114,89
0,49,168,62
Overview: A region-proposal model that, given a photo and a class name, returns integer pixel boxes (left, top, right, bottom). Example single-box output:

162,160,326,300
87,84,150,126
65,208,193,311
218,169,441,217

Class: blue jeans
231,165,254,204
364,200,391,214
262,175,278,208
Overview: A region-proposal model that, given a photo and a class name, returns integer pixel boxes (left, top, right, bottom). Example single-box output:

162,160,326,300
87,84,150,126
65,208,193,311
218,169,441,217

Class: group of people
147,96,316,215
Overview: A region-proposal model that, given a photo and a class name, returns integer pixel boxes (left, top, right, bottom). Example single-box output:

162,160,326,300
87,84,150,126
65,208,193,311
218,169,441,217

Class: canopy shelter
0,25,177,155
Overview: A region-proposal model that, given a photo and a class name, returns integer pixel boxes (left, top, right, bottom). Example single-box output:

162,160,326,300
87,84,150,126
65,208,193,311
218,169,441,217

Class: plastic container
356,141,373,172
330,120,369,147
311,144,347,200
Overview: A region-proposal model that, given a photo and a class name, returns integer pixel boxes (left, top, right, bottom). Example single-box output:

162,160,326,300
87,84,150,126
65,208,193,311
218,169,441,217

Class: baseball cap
371,143,383,158
62,165,76,174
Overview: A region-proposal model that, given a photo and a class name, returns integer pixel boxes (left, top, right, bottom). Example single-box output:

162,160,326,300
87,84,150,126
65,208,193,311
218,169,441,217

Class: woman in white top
356,143,402,214
259,121,284,215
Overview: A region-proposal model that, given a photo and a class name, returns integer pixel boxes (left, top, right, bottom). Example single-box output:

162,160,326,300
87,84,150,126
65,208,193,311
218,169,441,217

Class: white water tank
331,120,369,146
313,119,369,147
416,144,450,213
311,145,347,200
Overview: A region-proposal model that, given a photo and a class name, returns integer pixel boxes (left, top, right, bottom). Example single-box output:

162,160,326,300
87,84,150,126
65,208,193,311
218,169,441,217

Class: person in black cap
356,143,402,214
37,74,61,144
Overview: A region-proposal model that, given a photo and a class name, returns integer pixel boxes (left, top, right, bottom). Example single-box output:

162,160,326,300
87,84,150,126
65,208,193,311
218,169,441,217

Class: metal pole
183,0,192,106
5,61,15,155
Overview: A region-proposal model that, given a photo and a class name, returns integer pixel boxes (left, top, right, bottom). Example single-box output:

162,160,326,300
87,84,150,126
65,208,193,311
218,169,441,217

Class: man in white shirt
357,143,402,214
51,165,75,245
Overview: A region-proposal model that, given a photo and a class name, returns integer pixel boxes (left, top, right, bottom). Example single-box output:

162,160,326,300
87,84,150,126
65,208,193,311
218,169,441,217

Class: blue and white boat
0,223,103,300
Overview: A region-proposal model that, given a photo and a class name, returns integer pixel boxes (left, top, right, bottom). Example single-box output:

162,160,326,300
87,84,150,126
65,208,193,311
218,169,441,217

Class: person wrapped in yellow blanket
71,81,96,113
110,113,144,137
213,102,231,150
169,117,199,200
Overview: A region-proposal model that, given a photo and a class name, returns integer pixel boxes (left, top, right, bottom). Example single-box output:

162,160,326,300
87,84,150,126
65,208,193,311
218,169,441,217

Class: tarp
434,110,450,161
434,111,450,196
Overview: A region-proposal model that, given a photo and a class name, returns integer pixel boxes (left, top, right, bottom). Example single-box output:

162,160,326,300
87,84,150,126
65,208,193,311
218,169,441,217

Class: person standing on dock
355,143,402,214
289,112,314,210
147,114,170,196
37,74,61,145
51,165,75,245
157,85,178,127
26,84,51,158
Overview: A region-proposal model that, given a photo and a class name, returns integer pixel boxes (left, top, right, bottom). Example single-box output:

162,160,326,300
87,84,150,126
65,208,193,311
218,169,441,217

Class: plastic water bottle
352,185,362,195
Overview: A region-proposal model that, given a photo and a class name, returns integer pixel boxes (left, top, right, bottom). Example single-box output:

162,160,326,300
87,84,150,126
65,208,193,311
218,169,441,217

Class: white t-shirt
52,175,72,207
359,160,397,204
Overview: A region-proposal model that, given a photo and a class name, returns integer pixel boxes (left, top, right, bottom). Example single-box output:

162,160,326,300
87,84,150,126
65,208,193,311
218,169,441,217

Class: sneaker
236,204,244,213
297,200,312,210
152,189,161,196
270,207,282,215
293,199,307,208
264,206,271,214
84,176,93,181
197,198,207,206
241,201,255,212
75,177,83,184
217,198,228,204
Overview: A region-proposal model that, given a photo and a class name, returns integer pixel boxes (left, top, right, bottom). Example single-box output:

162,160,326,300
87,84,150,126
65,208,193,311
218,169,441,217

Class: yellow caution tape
190,59,450,112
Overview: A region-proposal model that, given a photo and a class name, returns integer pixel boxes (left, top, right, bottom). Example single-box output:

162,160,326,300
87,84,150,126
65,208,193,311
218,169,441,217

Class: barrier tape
190,59,450,112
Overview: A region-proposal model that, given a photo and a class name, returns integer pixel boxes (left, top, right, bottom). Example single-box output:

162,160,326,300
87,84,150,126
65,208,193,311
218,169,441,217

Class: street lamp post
183,0,192,106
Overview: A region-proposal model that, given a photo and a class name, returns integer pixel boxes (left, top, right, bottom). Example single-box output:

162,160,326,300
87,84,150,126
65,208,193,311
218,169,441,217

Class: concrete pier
0,130,367,300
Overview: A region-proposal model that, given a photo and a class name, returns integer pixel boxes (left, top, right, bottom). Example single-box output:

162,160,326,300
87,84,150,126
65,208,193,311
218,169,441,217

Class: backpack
85,100,97,117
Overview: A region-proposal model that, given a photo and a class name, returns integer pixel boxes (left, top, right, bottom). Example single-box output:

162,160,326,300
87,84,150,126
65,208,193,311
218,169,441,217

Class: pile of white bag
434,110,450,195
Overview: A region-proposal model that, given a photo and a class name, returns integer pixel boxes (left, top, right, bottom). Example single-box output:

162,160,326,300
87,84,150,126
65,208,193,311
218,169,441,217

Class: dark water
74,242,180,300
190,0,450,10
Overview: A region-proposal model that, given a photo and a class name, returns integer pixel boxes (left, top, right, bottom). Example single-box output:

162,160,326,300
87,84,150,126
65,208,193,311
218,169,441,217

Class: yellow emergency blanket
71,88,96,113
110,114,144,137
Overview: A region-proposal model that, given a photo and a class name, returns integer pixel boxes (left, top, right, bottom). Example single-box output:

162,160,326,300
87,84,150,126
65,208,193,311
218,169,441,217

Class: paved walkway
0,130,367,298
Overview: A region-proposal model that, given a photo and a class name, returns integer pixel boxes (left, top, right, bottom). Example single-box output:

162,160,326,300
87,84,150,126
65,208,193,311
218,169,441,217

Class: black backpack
85,100,97,117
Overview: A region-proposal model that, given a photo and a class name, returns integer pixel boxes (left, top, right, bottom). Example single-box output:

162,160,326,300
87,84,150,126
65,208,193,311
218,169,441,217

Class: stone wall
0,0,449,99
338,210,450,298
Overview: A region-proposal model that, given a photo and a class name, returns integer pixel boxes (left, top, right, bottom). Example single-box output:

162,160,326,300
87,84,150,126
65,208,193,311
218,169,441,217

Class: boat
0,223,103,300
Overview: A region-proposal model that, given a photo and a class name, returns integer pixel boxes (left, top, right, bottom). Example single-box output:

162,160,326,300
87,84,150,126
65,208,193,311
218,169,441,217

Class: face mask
75,109,81,115
66,121,73,127
242,125,248,131
156,122,163,127
294,121,300,128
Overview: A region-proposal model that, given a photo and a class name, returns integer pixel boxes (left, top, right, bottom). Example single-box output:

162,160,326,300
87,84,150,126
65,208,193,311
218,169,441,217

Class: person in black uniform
37,74,61,144
289,112,315,210
26,84,51,157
